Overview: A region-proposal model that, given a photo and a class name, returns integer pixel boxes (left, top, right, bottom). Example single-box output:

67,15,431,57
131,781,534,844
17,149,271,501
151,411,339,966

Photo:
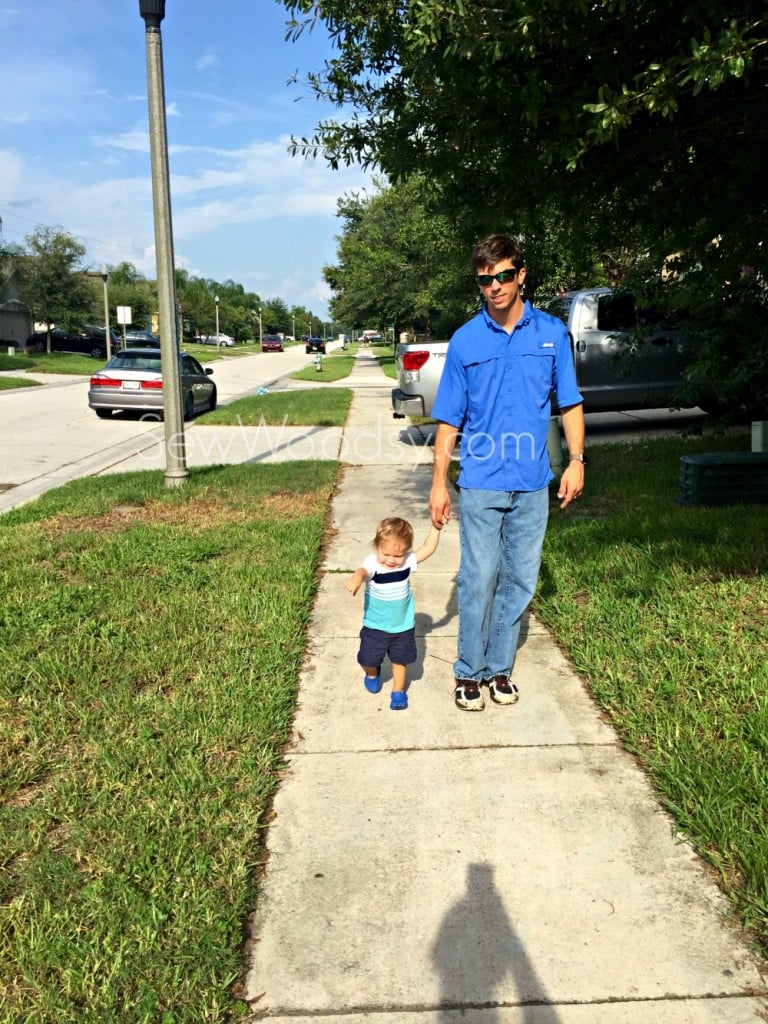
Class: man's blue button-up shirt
432,301,583,492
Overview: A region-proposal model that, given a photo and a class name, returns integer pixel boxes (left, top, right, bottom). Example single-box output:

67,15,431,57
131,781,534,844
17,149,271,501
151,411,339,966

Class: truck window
597,293,636,331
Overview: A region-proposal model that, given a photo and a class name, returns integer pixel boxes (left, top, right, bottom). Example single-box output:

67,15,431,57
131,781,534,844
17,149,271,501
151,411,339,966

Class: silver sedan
88,348,217,420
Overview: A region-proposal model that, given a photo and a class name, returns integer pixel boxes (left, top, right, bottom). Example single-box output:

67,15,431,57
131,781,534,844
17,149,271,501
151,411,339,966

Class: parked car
124,329,161,348
27,325,119,359
88,348,216,420
261,334,284,352
305,336,326,354
202,333,236,347
392,288,695,419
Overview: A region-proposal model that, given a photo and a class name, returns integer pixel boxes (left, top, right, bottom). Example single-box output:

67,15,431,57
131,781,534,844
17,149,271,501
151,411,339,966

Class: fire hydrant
314,352,323,373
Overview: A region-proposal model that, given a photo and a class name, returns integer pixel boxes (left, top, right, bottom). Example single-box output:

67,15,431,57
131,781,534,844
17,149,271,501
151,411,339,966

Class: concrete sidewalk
244,350,767,1022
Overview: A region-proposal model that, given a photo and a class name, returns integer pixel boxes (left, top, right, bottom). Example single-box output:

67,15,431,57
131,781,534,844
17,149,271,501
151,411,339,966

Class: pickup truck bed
392,289,695,419
392,340,449,419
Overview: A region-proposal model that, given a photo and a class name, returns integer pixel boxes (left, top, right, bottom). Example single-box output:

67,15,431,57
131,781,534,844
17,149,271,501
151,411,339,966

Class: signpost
117,305,131,350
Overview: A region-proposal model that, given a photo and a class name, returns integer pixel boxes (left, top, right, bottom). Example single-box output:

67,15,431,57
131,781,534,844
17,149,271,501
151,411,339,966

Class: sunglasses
475,268,519,286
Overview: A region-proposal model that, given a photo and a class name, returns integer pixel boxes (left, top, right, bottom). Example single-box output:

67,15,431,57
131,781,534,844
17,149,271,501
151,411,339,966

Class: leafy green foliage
20,228,92,347
325,174,477,338
281,0,768,410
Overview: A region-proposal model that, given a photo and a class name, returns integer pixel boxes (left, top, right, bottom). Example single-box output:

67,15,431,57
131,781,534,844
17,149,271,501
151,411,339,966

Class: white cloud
195,52,217,72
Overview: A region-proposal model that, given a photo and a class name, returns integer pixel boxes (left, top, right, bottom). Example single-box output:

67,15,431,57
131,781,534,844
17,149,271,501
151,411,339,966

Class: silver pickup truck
392,288,693,418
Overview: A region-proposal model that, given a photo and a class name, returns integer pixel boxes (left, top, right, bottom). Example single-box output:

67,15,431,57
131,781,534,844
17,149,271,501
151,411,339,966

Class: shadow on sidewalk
431,862,562,1022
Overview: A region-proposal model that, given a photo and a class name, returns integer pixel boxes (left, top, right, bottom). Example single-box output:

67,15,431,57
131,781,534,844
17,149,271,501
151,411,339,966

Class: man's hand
429,484,452,530
557,463,584,509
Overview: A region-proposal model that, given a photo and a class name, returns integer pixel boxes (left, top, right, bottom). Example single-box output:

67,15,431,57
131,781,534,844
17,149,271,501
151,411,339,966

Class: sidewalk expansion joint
288,740,622,757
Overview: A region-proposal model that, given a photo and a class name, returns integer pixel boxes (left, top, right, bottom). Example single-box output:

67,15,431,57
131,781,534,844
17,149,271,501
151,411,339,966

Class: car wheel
91,344,106,359
208,386,217,412
95,409,112,419
183,390,195,421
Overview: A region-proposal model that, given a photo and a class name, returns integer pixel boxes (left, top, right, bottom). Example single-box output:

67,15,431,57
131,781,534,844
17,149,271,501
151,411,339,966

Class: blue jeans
455,486,549,682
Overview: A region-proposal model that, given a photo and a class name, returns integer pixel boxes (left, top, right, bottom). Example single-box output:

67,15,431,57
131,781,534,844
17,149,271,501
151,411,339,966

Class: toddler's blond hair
373,516,414,551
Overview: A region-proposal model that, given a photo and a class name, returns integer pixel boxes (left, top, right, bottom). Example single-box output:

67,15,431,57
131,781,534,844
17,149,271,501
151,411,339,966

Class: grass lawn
199,387,352,427
0,352,101,377
290,351,356,383
1,424,766,1021
0,376,41,391
371,350,397,379
535,430,768,951
0,462,338,1022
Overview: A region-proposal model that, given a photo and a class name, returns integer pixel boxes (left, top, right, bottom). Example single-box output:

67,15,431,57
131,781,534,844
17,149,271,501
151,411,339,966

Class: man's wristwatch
569,453,587,465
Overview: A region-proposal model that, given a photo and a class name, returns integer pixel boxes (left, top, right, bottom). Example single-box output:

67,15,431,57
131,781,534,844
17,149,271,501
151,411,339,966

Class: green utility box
678,452,768,507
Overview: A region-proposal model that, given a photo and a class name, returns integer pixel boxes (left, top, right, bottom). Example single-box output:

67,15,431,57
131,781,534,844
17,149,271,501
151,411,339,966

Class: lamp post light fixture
214,294,220,344
138,0,187,488
100,266,110,357
257,307,263,345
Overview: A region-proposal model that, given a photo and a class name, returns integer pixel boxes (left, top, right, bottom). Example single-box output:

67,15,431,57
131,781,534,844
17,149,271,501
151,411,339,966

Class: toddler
345,516,441,710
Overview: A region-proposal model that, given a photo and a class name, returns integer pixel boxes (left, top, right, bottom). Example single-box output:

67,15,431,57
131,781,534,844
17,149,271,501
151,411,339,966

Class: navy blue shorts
357,625,417,669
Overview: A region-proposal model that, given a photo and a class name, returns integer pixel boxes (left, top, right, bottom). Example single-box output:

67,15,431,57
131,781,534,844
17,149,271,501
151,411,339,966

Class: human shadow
431,862,562,1022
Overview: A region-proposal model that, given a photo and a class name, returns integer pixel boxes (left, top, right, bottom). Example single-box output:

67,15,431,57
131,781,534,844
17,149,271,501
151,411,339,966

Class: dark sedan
305,336,326,354
124,329,161,348
88,348,216,420
28,326,120,359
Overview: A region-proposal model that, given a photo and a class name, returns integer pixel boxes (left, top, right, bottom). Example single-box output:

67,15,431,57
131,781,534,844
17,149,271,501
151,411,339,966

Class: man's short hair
472,234,524,273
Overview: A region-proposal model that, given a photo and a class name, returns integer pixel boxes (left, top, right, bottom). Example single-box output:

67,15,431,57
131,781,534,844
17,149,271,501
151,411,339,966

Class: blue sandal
363,674,382,694
390,691,408,710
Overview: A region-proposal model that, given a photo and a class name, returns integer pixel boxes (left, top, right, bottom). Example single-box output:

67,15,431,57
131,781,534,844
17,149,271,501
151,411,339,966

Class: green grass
371,351,397,379
290,352,356,382
2,425,767,1021
0,375,41,390
0,352,103,376
0,462,338,1023
0,354,36,372
535,430,768,950
199,387,352,426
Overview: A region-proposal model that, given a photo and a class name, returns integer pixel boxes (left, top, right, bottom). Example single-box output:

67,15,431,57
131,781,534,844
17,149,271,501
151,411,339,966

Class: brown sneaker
454,679,485,711
487,674,519,705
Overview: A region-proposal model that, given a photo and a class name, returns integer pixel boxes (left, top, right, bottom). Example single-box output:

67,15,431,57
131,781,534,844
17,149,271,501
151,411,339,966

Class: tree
100,262,155,332
325,175,476,339
21,227,91,352
282,0,768,408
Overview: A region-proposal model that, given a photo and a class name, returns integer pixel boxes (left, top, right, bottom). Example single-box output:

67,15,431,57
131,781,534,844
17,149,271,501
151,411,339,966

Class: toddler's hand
345,579,360,596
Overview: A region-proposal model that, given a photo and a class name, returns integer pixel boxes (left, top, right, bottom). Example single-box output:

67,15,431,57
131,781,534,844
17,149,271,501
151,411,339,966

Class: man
429,234,585,711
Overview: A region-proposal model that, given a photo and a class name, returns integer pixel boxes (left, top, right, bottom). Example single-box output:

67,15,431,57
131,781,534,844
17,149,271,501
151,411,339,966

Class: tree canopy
283,0,768,413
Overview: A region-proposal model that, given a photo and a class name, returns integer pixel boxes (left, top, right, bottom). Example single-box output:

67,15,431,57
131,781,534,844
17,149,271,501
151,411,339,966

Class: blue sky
0,0,376,320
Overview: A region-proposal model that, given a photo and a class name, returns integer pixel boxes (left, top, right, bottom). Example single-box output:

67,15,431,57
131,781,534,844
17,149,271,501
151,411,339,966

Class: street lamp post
100,266,110,357
214,294,220,346
258,307,263,345
138,0,187,488
292,315,295,341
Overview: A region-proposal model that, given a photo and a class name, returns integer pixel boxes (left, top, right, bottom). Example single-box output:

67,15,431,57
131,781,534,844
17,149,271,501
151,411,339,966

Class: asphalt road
0,344,333,508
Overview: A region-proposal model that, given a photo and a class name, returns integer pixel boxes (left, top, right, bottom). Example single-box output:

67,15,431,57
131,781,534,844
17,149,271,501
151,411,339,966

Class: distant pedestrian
345,516,441,710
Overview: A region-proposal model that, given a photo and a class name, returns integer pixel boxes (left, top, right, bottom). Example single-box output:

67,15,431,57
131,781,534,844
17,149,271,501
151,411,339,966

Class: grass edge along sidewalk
0,428,766,1022
535,429,768,960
